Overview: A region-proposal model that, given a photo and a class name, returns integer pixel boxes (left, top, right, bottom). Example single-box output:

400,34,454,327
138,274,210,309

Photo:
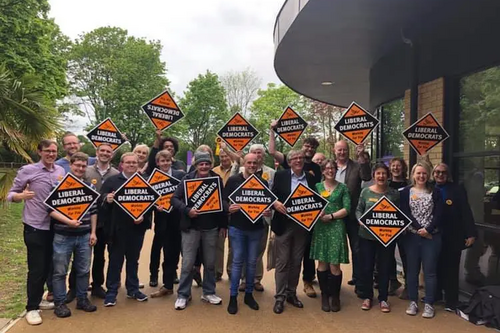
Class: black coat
271,169,317,236
151,169,186,233
437,182,477,250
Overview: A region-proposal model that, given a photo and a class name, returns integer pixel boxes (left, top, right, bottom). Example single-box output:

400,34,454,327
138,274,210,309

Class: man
312,152,326,165
269,123,321,298
49,152,98,317
100,153,151,306
171,151,228,310
83,143,119,298
147,129,186,173
333,140,371,287
228,144,276,292
55,132,96,303
271,150,317,314
212,149,233,281
7,139,65,325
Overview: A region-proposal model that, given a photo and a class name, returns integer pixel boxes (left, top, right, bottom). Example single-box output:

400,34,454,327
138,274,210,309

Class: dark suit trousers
302,232,316,282
437,241,462,307
346,218,360,281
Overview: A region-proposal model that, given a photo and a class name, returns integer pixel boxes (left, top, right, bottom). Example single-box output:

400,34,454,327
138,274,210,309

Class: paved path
8,231,489,333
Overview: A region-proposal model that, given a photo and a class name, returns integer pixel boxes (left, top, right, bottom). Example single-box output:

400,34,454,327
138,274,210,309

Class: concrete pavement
7,230,489,333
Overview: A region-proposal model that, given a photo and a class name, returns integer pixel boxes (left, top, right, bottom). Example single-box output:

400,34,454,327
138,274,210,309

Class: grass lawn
0,203,26,319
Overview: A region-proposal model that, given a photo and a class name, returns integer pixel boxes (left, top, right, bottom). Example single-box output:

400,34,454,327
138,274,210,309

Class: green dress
310,182,351,264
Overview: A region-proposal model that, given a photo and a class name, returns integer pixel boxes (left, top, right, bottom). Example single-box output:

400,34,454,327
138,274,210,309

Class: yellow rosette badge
262,173,269,181
446,199,453,205
321,190,330,198
91,179,97,185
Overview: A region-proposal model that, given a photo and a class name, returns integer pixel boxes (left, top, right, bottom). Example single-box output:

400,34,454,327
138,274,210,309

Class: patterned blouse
409,188,434,233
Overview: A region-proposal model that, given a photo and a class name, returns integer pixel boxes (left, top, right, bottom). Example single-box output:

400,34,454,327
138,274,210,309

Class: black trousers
437,243,462,307
346,219,360,281
23,224,53,311
91,227,107,288
149,219,181,289
302,232,316,282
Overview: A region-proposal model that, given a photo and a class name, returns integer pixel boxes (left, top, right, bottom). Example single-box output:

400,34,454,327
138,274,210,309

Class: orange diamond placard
114,173,160,219
141,90,184,131
228,174,277,223
334,102,379,145
217,113,259,151
184,176,222,214
45,173,100,221
403,112,449,156
283,183,328,231
147,168,180,213
358,196,412,247
87,118,126,151
273,106,308,147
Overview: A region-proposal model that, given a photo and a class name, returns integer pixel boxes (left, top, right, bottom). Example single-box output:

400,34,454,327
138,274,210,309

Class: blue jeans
106,229,145,298
52,233,91,304
229,227,264,296
177,228,218,299
404,232,442,304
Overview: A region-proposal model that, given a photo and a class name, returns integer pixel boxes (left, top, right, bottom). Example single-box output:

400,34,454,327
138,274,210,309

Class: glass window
380,98,405,160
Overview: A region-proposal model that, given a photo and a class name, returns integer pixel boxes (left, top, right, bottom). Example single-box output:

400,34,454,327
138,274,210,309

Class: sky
49,0,285,132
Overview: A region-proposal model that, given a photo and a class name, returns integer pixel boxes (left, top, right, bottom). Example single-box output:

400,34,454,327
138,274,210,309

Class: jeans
177,228,218,299
229,227,264,296
106,228,146,297
91,227,107,288
23,224,53,311
346,218,360,282
52,233,92,304
404,232,442,304
357,237,394,302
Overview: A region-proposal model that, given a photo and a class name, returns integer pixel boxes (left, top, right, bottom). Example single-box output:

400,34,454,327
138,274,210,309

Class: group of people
8,122,477,325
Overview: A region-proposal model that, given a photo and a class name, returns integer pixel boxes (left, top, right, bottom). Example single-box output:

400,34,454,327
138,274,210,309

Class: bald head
312,152,326,165
334,140,349,163
243,153,258,176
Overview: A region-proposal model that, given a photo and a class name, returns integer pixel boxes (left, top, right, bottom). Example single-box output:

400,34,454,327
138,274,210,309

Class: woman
388,157,409,299
433,163,476,311
356,163,399,313
133,144,150,174
149,151,185,297
311,159,350,312
400,162,443,319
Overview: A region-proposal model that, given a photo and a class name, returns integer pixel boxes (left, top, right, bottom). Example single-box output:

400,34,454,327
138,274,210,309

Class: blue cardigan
399,185,443,234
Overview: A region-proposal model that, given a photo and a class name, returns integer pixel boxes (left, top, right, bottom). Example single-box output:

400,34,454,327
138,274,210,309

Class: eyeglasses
434,170,448,175
41,149,57,154
290,156,305,161
71,163,87,169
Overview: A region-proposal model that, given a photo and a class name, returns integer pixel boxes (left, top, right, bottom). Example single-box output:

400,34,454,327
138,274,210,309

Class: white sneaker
201,294,222,305
175,297,190,310
25,310,42,325
422,304,435,319
39,300,54,310
406,301,418,316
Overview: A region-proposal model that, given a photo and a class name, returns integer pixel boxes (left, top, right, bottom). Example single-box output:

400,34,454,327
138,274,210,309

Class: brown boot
317,270,330,312
329,272,342,312
150,286,173,298
303,281,317,298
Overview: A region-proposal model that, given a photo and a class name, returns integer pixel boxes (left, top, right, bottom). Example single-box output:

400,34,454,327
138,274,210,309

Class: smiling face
96,144,113,164
390,160,403,178
322,161,337,181
157,156,172,173
196,161,212,177
289,151,305,174
38,143,58,165
62,135,80,157
413,165,429,186
134,147,149,164
302,143,317,159
334,140,349,163
373,167,389,187
218,149,232,169
433,164,449,185
163,140,175,155
122,155,139,174
243,153,258,176
249,147,265,165
70,159,88,178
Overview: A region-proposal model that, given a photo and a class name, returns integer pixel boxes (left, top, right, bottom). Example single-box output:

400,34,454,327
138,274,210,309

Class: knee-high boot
317,270,330,312
329,271,342,312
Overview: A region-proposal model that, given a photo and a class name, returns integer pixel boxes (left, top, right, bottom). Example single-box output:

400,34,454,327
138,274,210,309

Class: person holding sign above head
147,130,187,173
269,123,321,298
84,143,119,299
311,159,350,312
100,153,152,307
7,139,65,326
433,163,476,312
171,151,228,310
271,150,317,314
333,140,372,288
48,152,98,318
149,150,185,297
224,153,272,314
355,163,399,313
399,162,443,319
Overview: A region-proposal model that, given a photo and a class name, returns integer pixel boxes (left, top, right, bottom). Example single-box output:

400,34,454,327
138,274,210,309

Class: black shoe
54,303,71,318
193,270,202,287
273,300,284,314
227,296,238,315
216,274,222,282
65,289,76,304
347,279,356,286
173,277,180,284
244,293,259,310
127,291,148,302
149,277,158,288
76,298,97,312
91,286,106,299
286,295,304,308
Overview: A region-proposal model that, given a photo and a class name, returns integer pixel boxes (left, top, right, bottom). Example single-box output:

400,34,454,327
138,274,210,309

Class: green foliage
0,0,69,105
381,98,404,157
67,27,169,148
178,70,229,150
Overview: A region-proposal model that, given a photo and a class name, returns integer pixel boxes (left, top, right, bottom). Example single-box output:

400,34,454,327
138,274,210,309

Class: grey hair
249,144,265,154
432,162,453,182
286,149,305,163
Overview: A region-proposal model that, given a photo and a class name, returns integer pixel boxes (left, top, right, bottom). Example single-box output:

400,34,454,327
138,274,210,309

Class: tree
67,27,169,148
306,101,345,156
178,71,229,150
0,0,69,105
249,83,310,153
220,68,262,116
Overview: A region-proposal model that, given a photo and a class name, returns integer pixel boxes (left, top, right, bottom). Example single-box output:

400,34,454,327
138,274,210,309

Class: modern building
274,0,500,295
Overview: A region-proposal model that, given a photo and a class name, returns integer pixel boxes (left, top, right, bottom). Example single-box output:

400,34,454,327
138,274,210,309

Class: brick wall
403,77,445,168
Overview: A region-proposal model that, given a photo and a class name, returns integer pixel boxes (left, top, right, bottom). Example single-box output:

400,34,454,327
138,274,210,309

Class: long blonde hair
410,162,432,190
